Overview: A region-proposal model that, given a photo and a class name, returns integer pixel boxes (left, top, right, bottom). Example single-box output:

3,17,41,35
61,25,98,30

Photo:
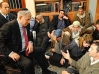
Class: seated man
74,6,94,35
48,10,71,38
33,14,50,54
0,9,56,74
92,19,99,40
61,41,99,74
62,21,82,45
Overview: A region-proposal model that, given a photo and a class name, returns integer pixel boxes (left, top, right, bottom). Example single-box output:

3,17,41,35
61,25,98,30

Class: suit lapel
12,20,22,43
0,13,8,23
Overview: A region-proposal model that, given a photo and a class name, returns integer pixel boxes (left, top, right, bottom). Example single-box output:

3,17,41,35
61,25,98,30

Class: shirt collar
77,12,85,19
17,19,23,28
90,57,99,65
0,12,8,18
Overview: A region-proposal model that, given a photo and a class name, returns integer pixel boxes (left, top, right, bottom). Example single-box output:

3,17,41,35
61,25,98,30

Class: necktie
6,15,10,21
22,27,29,56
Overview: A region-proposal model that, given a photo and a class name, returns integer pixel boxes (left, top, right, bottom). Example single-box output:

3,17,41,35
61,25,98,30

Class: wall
88,0,97,23
25,0,36,18
0,0,3,2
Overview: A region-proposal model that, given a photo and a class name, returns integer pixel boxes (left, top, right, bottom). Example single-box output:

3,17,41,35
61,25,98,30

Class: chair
0,55,24,74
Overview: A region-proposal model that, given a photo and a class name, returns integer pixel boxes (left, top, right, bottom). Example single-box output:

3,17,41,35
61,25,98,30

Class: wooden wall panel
95,0,99,23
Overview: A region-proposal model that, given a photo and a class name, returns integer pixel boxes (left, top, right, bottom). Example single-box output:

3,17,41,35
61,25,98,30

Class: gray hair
17,10,31,17
36,14,43,19
36,14,45,24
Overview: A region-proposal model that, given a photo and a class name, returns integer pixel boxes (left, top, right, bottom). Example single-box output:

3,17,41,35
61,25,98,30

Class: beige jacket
74,12,92,29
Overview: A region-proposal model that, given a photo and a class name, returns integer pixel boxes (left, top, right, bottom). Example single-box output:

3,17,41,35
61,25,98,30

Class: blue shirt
18,21,27,52
57,19,65,29
30,17,35,32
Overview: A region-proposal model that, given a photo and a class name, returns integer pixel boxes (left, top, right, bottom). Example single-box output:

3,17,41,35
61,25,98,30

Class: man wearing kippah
0,8,57,74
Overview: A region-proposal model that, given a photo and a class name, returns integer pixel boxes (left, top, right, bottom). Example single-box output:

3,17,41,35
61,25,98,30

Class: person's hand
50,48,55,52
36,19,40,23
47,31,51,38
26,42,33,55
50,30,56,41
9,52,20,61
63,16,68,19
62,71,70,74
61,50,70,60
60,58,65,65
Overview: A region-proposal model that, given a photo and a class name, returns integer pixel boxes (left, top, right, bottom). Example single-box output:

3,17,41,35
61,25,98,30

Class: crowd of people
0,1,99,74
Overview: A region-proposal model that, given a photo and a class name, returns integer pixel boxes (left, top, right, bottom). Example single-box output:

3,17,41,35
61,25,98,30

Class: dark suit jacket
33,17,50,53
63,40,87,61
0,19,31,56
92,29,99,40
50,15,71,32
0,13,16,28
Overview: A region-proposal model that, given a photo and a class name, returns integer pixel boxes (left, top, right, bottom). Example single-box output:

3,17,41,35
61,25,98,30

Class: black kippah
20,8,28,11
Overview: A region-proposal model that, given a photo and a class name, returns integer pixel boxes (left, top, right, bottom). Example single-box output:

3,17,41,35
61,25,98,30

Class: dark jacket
50,15,71,32
63,40,87,61
33,18,49,53
0,13,16,28
0,19,31,56
92,29,99,40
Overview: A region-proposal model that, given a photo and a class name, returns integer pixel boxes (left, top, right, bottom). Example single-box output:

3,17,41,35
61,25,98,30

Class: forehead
59,11,64,13
36,16,41,19
2,2,9,7
96,24,99,27
78,9,83,11
73,25,79,28
91,44,98,49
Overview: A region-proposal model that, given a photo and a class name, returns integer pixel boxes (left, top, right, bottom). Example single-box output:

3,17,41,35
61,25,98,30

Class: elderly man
61,41,99,74
0,9,56,74
0,2,16,28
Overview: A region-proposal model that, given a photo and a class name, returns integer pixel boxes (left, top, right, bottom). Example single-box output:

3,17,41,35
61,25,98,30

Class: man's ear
19,16,22,20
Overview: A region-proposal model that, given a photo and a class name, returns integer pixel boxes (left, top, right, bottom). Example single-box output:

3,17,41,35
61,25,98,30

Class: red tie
22,27,29,56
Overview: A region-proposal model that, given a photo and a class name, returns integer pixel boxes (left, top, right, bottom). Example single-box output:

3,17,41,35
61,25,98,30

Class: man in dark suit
0,2,16,28
0,9,57,74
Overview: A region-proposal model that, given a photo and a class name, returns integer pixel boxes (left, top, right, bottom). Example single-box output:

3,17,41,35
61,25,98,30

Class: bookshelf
72,0,87,11
35,0,62,13
35,0,63,21
95,0,99,22
35,0,88,22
